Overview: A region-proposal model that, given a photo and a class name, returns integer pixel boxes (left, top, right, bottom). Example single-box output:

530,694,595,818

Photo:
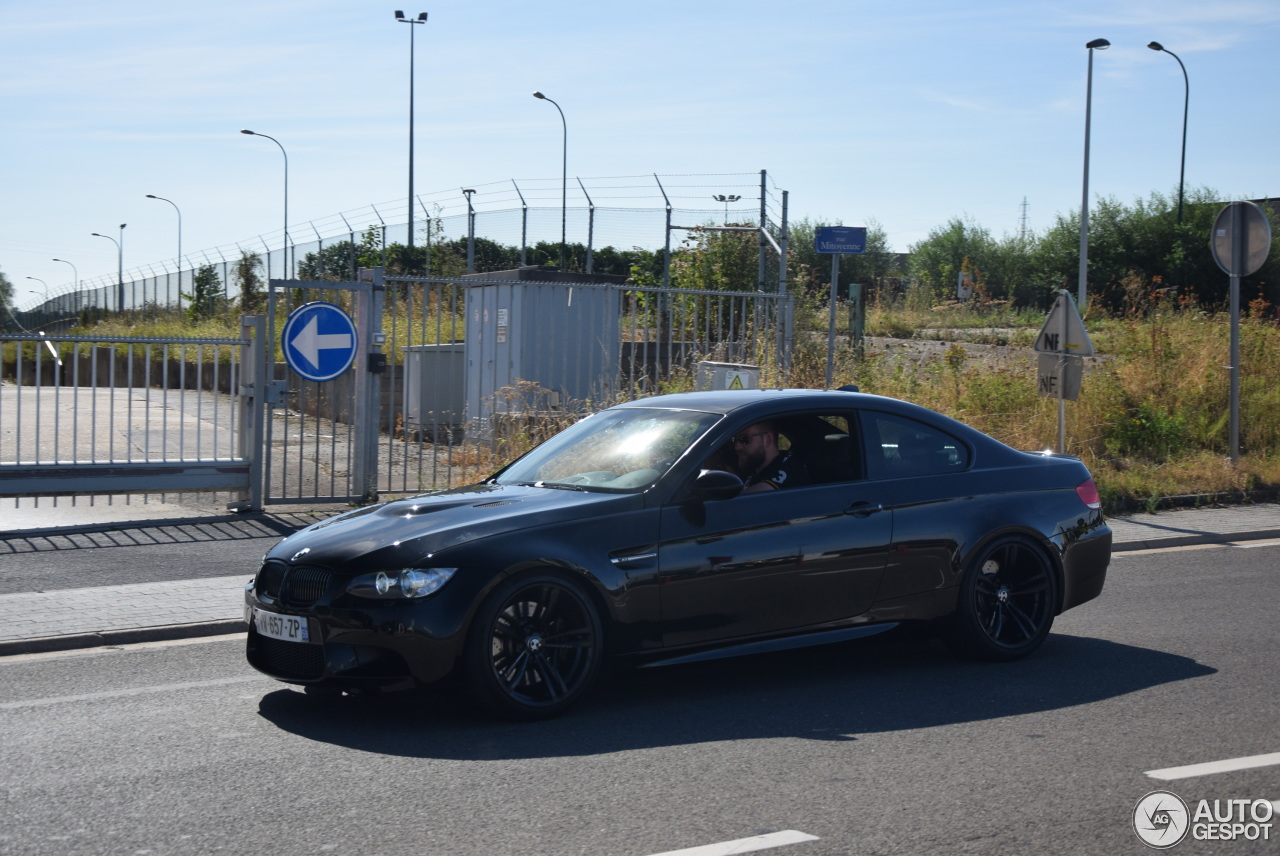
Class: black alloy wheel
951,537,1057,661
466,573,603,719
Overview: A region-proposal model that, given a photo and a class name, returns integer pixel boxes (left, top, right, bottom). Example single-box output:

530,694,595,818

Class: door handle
845,501,884,518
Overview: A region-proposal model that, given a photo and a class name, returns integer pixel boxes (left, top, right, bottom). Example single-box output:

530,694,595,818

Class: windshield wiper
511,481,589,491
535,481,589,491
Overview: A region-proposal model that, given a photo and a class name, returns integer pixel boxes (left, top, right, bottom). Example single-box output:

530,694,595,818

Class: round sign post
281,302,359,383
1211,202,1273,463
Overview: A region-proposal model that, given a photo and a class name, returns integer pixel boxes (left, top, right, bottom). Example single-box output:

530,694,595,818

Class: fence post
229,314,266,512
353,268,386,503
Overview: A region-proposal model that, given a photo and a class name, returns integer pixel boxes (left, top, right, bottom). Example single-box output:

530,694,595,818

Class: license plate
253,608,311,643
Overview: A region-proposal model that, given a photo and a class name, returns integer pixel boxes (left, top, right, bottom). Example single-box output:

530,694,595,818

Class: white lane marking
644,830,819,856
1234,540,1280,548
1146,752,1280,780
0,676,263,711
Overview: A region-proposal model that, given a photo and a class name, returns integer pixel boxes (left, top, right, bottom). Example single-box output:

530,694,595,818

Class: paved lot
0,499,1277,655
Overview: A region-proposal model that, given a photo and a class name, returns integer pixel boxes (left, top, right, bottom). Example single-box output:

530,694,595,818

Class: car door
655,413,892,648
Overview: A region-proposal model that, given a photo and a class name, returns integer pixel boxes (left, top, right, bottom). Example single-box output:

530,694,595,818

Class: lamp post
240,129,290,277
712,194,741,225
1078,37,1110,310
145,194,183,267
26,277,48,303
147,194,183,308
1147,41,1189,224
532,91,567,269
395,11,428,251
91,224,126,311
52,258,78,293
52,257,77,312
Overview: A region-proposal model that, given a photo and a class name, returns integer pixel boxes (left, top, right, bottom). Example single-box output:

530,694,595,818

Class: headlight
348,567,458,599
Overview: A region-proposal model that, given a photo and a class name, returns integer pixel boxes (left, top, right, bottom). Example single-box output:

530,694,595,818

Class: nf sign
1034,290,1094,356
282,302,359,382
1034,290,1092,448
815,226,867,255
1037,354,1082,401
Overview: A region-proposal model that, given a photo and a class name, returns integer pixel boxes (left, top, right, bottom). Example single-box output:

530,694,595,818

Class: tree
1031,187,1279,310
908,217,998,301
297,241,358,281
183,265,224,323
670,225,759,291
235,251,265,314
0,265,13,311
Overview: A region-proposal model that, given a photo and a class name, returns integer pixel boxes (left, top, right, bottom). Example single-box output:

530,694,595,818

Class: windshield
494,407,721,492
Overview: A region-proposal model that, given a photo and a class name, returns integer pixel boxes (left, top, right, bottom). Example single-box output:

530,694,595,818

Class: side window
860,411,969,479
777,413,861,485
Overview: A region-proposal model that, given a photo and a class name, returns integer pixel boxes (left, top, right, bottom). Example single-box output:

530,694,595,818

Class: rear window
861,411,969,479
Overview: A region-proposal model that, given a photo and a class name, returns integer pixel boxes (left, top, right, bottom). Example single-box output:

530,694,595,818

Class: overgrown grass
811,288,1280,514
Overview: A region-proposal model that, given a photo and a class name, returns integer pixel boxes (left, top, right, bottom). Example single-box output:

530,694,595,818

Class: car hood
267,483,636,570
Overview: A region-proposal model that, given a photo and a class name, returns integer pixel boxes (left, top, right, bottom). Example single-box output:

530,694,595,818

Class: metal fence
8,172,788,332
0,331,255,499
2,268,794,506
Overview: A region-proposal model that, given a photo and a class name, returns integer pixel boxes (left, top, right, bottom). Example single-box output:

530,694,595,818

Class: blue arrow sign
815,226,868,255
281,302,358,382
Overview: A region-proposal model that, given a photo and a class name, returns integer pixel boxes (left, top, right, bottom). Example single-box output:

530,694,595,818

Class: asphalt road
1,542,1277,856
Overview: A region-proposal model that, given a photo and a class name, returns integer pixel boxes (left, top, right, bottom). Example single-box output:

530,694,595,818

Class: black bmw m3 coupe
245,389,1111,718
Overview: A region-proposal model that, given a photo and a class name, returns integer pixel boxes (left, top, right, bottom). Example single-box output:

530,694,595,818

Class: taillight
1075,478,1101,510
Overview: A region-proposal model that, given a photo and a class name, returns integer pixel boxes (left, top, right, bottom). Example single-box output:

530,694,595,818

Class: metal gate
2,271,793,509
261,273,385,505
0,329,258,501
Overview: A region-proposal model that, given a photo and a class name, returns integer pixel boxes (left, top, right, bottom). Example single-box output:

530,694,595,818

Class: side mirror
692,469,744,501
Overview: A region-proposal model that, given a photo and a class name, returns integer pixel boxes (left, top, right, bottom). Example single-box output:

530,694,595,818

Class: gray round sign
1211,201,1272,276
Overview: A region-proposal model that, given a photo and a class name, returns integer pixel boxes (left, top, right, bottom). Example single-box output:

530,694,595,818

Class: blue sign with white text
815,226,867,255
281,302,358,382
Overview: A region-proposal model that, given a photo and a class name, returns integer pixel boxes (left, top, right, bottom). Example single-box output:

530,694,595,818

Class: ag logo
1134,790,1190,848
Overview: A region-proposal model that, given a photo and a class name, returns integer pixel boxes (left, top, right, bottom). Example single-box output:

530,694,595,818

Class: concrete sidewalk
1,500,1278,657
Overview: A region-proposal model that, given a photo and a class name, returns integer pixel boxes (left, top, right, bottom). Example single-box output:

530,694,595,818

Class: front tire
465,573,603,720
949,537,1057,661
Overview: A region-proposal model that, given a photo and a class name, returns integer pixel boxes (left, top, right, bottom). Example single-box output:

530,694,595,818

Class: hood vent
473,500,519,509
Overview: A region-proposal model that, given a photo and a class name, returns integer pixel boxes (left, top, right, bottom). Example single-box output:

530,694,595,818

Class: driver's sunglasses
731,432,768,445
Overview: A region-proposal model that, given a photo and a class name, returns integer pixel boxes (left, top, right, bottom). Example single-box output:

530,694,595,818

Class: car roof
613,388,923,417
610,389,1030,464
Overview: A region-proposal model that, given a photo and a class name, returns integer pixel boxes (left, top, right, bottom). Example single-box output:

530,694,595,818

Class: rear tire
464,572,603,720
949,537,1057,661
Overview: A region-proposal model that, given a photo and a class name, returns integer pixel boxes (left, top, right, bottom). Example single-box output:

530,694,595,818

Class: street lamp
532,91,567,269
1148,41,1189,224
91,223,126,310
240,129,290,277
52,258,78,292
712,194,741,225
1078,37,1110,310
53,258,79,313
26,277,48,302
395,11,428,251
146,194,183,266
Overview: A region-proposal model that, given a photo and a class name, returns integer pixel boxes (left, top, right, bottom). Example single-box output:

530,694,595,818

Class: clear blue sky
3,0,1277,308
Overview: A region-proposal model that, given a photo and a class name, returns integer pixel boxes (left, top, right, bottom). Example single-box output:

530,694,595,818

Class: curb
0,619,246,657
1110,528,1280,553
0,512,313,541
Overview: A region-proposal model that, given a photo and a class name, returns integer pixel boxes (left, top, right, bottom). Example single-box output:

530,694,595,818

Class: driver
733,421,809,493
